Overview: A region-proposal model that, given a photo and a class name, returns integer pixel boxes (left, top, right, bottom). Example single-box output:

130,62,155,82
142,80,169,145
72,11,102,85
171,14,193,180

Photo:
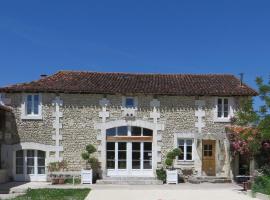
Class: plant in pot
47,160,67,185
165,148,182,184
81,144,100,184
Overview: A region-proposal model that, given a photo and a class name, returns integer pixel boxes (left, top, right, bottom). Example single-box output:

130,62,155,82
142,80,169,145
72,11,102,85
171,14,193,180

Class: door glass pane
107,151,115,159
107,142,115,150
106,142,115,169
143,161,152,169
204,145,208,156
143,152,151,160
208,145,213,156
16,150,24,174
107,161,115,169
118,142,126,169
118,151,126,159
143,128,153,136
143,142,152,169
132,152,140,160
118,161,126,169
131,126,141,136
132,142,141,169
117,126,128,136
132,161,140,169
27,150,35,174
132,142,140,150
37,150,45,174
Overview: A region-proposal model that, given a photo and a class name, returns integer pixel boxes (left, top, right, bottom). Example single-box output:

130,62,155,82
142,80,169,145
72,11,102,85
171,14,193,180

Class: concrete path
86,183,258,200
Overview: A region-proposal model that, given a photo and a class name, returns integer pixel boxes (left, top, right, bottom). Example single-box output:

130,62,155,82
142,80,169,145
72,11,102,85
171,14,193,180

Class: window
178,139,193,161
22,94,42,119
26,94,40,115
125,97,134,108
131,127,153,136
106,127,128,136
217,98,229,118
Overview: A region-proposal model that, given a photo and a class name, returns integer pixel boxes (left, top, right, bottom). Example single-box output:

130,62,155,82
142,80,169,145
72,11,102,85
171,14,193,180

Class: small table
235,175,252,184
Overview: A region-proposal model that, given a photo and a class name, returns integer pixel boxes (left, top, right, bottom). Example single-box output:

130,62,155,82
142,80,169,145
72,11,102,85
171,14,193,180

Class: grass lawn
12,188,90,200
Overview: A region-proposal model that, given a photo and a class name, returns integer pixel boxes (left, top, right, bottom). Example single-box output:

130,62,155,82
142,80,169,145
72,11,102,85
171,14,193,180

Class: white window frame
177,139,194,161
213,97,234,122
15,149,46,181
21,93,42,120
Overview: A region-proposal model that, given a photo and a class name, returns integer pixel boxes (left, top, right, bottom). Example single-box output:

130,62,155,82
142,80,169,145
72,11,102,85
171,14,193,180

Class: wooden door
202,140,216,176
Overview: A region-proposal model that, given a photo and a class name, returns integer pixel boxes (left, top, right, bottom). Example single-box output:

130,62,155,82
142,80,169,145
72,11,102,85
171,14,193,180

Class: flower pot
81,169,92,184
52,178,59,185
166,169,178,184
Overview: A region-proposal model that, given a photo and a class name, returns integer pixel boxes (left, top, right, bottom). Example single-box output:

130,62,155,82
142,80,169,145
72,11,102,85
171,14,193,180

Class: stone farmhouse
0,71,257,182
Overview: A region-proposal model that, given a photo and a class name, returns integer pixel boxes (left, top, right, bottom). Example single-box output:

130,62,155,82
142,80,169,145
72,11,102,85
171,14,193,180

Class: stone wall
4,93,238,175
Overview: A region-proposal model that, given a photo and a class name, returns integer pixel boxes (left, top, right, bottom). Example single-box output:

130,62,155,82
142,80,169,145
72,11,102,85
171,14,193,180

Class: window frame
214,97,233,122
21,93,42,120
177,139,193,161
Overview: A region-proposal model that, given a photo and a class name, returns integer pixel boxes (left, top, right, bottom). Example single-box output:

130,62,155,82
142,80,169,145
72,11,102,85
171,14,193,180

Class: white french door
14,149,46,181
106,141,153,177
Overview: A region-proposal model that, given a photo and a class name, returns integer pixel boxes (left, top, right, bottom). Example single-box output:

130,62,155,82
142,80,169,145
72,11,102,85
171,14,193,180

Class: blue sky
0,0,269,109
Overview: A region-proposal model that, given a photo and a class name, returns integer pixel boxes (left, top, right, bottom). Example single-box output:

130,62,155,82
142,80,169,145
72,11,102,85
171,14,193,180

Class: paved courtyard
86,183,258,200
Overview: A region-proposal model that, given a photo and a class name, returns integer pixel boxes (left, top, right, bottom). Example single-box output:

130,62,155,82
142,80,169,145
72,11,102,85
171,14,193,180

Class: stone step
188,176,232,184
102,176,158,181
97,177,163,185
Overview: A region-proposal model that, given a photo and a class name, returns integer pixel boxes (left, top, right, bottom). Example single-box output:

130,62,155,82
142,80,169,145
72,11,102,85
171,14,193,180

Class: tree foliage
230,76,270,167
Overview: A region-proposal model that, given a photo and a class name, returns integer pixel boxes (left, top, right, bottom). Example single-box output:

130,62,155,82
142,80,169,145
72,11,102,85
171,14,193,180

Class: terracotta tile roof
0,71,258,96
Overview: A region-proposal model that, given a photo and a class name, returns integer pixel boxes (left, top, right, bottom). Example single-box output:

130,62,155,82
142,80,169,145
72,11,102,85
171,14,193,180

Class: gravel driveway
86,183,258,200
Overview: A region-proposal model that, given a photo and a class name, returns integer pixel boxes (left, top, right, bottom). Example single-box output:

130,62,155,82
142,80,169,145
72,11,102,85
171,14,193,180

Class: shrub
166,152,175,160
156,168,166,183
47,160,67,172
252,176,270,195
165,158,173,167
81,144,100,171
165,148,182,169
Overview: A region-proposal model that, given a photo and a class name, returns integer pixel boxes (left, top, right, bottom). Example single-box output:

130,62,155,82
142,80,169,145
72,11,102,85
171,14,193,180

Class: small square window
125,98,134,108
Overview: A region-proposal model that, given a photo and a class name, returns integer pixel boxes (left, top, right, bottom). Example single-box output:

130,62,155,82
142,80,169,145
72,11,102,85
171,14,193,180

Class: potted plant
165,148,181,184
47,160,67,184
81,144,100,184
